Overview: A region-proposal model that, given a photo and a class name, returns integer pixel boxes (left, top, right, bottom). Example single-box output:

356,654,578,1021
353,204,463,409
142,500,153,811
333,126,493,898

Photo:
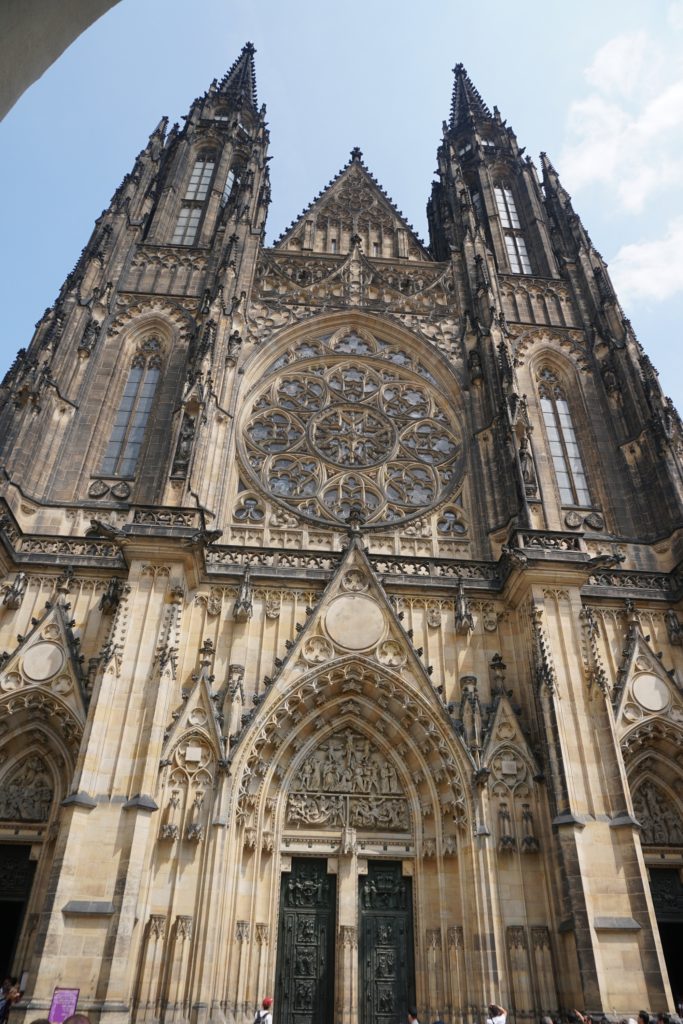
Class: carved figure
633,781,683,845
518,433,538,496
172,414,196,476
99,577,126,615
2,572,27,610
233,565,253,621
454,580,474,634
666,609,683,646
0,755,53,821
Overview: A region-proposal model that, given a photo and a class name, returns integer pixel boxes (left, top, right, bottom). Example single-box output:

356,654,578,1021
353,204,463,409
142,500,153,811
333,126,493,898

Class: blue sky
1,0,682,410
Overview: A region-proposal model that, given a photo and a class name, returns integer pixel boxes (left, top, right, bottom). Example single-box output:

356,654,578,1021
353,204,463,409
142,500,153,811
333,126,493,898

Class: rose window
239,329,465,526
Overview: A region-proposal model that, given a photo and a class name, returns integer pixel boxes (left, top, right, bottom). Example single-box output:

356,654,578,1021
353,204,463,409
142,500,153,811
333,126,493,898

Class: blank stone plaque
632,673,669,713
22,642,65,681
325,594,384,650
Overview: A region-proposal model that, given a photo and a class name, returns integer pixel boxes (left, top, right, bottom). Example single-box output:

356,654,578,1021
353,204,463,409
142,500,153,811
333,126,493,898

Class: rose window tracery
239,328,465,526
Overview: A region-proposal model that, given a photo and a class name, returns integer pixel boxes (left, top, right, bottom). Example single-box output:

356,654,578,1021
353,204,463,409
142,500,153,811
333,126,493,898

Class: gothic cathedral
1,43,682,1024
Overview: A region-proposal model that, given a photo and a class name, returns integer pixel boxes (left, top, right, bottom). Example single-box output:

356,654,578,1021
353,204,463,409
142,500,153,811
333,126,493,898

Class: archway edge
230,654,474,831
241,308,467,401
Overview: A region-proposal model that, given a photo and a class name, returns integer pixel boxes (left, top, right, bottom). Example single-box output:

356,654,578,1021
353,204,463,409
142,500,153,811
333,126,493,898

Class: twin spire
217,44,493,133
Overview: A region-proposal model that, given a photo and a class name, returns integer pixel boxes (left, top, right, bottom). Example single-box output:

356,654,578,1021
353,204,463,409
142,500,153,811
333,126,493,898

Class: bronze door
276,858,336,1024
359,862,415,1024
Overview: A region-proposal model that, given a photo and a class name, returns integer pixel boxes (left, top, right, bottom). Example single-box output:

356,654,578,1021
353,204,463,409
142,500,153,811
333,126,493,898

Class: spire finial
350,147,363,163
217,41,259,112
449,63,493,131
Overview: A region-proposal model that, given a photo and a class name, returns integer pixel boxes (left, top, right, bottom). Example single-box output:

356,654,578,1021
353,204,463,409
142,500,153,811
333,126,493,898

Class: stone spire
449,63,493,131
217,41,259,112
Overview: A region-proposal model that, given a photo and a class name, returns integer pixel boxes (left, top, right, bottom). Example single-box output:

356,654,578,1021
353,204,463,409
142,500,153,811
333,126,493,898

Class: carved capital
531,925,550,950
339,925,358,949
506,924,527,950
149,914,167,938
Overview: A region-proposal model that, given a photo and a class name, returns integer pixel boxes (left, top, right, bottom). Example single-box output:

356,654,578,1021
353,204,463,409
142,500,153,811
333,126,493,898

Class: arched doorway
625,727,683,1010
232,654,472,1024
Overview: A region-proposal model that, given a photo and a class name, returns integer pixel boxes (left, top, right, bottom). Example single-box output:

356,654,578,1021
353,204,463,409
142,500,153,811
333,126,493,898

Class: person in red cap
254,998,273,1024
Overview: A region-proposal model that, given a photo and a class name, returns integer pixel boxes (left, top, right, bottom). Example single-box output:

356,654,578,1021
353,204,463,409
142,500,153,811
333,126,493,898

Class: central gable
274,148,432,262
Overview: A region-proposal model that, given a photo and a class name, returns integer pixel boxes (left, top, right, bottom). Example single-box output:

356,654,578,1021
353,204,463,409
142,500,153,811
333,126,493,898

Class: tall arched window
172,152,216,245
537,367,590,506
495,184,531,274
221,165,242,207
101,339,161,477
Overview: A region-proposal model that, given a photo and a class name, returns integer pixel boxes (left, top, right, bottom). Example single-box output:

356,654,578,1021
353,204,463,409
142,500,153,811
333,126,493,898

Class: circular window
238,329,465,527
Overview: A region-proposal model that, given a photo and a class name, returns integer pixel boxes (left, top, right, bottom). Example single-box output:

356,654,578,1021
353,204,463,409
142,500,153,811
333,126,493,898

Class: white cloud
610,217,683,303
669,1,683,32
584,31,651,99
560,26,683,213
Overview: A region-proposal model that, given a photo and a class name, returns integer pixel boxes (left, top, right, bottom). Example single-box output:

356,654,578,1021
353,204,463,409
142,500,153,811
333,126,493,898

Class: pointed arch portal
233,646,471,1024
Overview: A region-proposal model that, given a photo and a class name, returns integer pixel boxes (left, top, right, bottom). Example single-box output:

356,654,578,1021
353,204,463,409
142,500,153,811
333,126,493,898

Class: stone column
234,921,251,1020
255,924,270,1009
137,914,167,1024
426,928,444,1019
530,927,557,1014
447,926,466,1024
335,828,359,1024
168,916,193,1024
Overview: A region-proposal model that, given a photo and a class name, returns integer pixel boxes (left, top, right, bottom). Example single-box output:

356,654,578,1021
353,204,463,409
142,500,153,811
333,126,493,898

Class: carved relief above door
285,729,409,834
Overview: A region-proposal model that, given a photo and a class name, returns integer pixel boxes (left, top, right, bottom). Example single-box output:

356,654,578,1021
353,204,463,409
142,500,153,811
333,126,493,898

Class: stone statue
666,609,683,646
233,566,253,621
2,571,27,610
172,414,196,476
518,433,538,497
0,755,53,821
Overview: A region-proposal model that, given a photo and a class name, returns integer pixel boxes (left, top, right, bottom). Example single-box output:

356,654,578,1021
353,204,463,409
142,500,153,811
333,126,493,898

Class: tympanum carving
286,729,408,832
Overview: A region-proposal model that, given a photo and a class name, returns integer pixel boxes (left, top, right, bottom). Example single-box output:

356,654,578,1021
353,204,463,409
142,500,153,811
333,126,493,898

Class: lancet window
101,339,161,477
171,152,216,244
537,367,590,506
495,184,531,274
221,166,241,206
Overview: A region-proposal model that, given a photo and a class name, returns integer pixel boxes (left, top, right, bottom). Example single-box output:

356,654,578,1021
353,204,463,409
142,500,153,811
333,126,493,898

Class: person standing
487,1003,507,1024
254,997,273,1024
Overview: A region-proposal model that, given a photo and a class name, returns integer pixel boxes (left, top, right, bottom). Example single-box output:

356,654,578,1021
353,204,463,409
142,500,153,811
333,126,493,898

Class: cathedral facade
1,43,683,1024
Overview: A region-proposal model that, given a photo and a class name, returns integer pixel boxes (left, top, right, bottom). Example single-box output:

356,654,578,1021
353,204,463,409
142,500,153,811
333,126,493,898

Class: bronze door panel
276,858,336,1024
359,862,415,1024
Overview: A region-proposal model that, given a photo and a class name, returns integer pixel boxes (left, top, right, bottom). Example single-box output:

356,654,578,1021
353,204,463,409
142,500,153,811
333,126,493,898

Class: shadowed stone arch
230,656,473,855
623,722,683,847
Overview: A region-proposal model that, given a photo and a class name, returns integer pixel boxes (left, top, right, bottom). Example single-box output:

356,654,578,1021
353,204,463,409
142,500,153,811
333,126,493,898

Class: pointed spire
449,63,493,131
218,41,258,112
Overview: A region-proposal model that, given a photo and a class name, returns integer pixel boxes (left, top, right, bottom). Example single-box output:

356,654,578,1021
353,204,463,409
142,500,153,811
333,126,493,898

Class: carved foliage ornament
239,328,464,527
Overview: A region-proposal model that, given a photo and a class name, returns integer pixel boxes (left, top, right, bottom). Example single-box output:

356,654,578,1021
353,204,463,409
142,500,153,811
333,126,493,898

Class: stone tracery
239,327,464,526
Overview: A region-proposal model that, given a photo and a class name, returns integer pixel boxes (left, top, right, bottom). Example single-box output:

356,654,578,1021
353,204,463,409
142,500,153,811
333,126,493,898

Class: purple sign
48,987,80,1023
